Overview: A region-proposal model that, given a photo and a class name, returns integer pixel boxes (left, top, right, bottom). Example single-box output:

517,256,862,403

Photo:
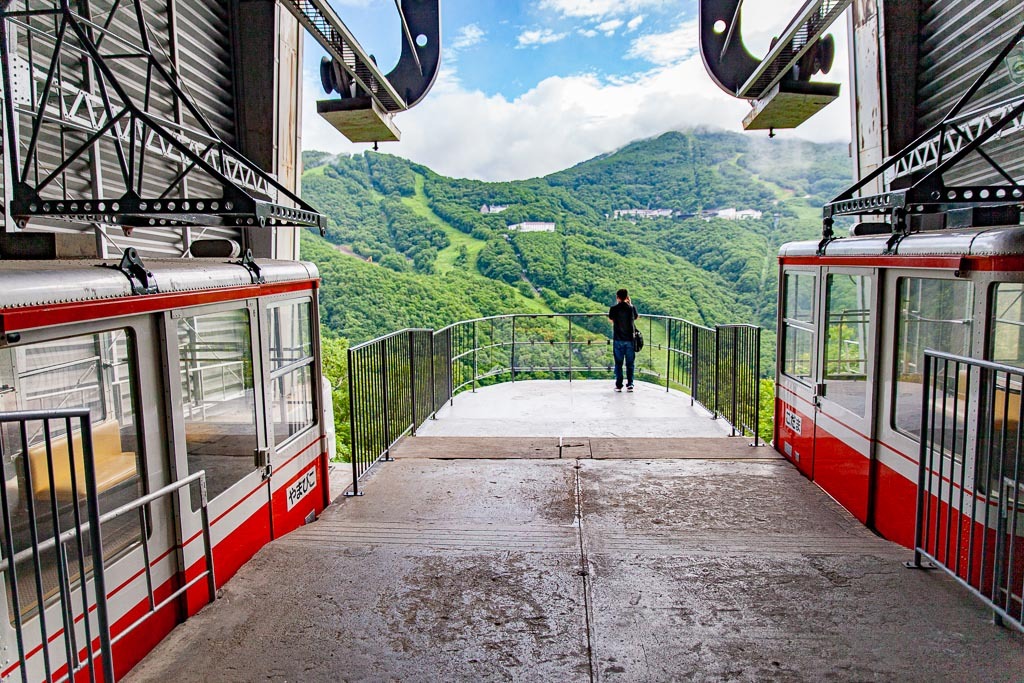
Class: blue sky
301,0,851,181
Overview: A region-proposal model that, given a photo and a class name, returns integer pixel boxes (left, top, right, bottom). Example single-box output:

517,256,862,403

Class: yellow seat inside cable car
27,419,137,502
956,369,1021,433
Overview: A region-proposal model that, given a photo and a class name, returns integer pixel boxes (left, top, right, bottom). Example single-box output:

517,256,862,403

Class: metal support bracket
234,249,265,285
903,559,935,570
823,22,1024,231
106,248,157,295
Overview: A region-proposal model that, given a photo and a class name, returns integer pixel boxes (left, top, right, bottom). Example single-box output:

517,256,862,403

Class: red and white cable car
0,258,330,680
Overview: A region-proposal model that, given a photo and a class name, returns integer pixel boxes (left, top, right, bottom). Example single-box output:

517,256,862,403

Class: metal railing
910,351,1023,632
716,325,763,438
347,330,444,494
0,408,217,682
346,314,763,490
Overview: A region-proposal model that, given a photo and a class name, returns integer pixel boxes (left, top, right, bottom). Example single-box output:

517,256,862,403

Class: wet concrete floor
129,445,1023,682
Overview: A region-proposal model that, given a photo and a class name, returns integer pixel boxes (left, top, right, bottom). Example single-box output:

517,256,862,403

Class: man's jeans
613,339,635,388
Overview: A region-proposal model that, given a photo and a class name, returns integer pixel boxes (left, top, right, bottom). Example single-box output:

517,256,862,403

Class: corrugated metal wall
916,1,1024,185
3,0,244,258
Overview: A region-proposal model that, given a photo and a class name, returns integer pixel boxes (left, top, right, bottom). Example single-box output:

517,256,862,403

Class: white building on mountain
507,221,555,233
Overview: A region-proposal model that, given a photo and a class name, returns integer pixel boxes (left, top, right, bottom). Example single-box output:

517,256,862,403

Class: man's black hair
616,288,628,300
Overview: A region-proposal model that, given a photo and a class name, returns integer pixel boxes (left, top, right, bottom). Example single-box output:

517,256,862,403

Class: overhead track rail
699,0,849,130
820,21,1024,251
0,0,326,234
280,0,440,143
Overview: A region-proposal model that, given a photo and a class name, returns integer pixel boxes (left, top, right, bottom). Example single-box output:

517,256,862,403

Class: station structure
0,0,1020,680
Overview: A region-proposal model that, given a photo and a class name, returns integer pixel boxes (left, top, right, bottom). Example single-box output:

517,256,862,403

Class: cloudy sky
300,0,852,181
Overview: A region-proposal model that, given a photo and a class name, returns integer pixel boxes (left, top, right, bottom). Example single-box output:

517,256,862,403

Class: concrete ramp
130,456,1021,682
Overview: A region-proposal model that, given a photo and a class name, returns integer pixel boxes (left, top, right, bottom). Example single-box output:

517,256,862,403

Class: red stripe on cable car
0,279,318,334
779,254,1024,271
779,255,965,269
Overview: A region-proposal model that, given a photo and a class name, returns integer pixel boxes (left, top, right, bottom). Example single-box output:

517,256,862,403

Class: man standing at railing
608,289,639,392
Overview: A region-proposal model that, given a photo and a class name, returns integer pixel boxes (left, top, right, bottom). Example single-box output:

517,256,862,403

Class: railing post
345,347,362,495
752,326,762,446
511,315,517,382
430,332,438,419
199,475,217,600
731,327,739,436
665,318,671,392
448,329,454,406
473,320,478,393
409,331,418,436
380,340,393,462
690,323,697,406
80,418,116,683
713,326,720,419
909,353,933,567
568,316,573,382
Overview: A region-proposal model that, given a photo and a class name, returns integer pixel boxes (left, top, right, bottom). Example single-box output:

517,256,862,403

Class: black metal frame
0,0,326,233
0,408,217,681
909,351,1023,633
820,22,1024,249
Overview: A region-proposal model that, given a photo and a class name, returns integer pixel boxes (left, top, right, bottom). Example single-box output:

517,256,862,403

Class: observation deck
128,314,1022,681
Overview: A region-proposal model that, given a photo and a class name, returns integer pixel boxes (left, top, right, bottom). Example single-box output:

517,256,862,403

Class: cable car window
784,272,815,323
824,274,872,417
980,283,1024,496
893,278,973,440
990,283,1024,366
268,299,316,445
177,309,258,509
0,329,143,622
782,272,816,382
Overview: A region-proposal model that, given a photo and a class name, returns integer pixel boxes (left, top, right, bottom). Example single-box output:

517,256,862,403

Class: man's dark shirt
608,301,639,342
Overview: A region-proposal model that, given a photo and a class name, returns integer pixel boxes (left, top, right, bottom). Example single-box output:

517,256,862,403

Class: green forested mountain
302,129,851,374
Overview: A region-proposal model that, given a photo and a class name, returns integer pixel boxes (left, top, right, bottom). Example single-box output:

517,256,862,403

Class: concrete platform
417,380,733,438
129,456,1023,682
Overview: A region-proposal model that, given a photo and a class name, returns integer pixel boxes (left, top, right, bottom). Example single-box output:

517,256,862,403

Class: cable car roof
779,225,1024,259
0,259,319,310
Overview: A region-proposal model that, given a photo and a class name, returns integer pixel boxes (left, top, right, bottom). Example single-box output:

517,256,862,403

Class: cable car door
813,268,876,523
777,267,819,478
166,299,272,615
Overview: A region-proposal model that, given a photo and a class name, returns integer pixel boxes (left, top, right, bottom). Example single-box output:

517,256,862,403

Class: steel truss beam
0,0,326,233
821,21,1024,247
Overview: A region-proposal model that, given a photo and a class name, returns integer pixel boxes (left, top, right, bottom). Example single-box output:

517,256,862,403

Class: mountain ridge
300,128,852,375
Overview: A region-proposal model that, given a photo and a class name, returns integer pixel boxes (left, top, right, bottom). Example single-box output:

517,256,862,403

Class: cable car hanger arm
278,0,441,113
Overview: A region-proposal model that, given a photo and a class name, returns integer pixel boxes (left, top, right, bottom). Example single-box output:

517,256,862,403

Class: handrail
909,350,1024,633
346,313,762,492
0,408,217,682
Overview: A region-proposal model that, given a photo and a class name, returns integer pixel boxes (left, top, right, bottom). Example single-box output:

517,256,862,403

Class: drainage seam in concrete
574,458,597,683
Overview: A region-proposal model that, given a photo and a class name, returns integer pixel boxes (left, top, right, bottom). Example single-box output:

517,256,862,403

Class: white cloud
596,18,623,36
626,15,644,32
517,28,569,48
627,19,698,65
451,24,485,52
578,28,598,38
301,8,853,182
539,0,667,20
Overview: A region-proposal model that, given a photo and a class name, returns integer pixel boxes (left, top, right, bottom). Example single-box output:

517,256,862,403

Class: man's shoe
627,384,634,392
615,385,622,392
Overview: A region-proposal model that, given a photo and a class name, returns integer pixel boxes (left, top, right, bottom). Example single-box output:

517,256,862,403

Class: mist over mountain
301,129,851,375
